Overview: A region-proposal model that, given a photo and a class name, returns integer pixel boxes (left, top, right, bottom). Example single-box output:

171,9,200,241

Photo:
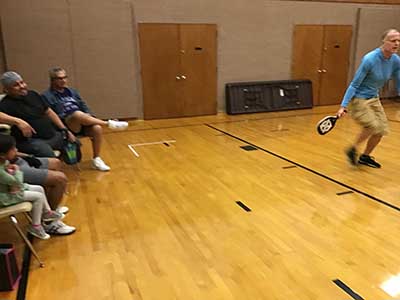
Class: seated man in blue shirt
337,28,400,168
42,67,128,171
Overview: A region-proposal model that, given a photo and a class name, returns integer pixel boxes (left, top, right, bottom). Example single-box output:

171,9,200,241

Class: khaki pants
349,97,389,135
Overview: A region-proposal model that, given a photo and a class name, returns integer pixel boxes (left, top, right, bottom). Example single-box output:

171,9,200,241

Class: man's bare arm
0,112,35,137
45,108,76,142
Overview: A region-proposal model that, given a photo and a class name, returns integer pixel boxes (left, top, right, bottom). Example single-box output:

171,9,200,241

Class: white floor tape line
131,140,176,147
128,140,176,157
128,144,140,157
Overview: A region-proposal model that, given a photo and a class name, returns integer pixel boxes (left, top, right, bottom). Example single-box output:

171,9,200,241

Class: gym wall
0,22,5,78
0,0,139,119
356,7,400,97
0,0,399,118
130,0,400,111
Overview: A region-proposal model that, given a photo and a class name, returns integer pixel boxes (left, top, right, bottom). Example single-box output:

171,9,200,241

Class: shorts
349,97,389,135
64,114,90,136
15,157,49,185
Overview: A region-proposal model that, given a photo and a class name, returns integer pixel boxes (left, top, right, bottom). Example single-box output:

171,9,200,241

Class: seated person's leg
15,157,67,209
16,157,49,185
65,111,107,133
26,184,75,236
47,157,63,171
45,131,64,152
45,159,69,213
43,170,68,210
16,157,75,235
65,110,128,131
83,125,110,171
17,139,56,157
83,125,102,158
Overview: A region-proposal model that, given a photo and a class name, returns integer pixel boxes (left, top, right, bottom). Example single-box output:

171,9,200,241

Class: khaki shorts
349,97,389,135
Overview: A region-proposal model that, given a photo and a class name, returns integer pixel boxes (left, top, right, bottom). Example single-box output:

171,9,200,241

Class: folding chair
0,202,44,267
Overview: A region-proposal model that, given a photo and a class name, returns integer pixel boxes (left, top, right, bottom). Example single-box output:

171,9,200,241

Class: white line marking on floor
128,144,140,157
128,140,176,157
131,140,176,147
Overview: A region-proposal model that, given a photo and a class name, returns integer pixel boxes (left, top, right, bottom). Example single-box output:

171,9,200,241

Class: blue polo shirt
341,47,400,107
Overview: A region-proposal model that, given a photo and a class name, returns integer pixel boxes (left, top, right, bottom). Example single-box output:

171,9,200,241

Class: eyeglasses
53,76,68,80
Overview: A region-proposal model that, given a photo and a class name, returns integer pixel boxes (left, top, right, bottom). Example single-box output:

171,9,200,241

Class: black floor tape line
236,201,252,212
205,124,400,213
333,279,364,300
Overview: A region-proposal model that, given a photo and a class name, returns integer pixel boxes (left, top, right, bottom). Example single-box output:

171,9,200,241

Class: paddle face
317,115,338,135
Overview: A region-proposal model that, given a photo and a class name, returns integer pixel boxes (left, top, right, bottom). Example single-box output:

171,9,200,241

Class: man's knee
45,170,67,187
86,124,103,138
93,124,102,135
47,158,63,171
70,110,86,120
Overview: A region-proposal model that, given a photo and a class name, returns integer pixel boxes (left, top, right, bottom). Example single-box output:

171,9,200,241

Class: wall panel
0,0,73,91
355,7,400,97
69,0,139,118
131,0,400,111
0,23,6,77
1,0,399,115
281,0,400,4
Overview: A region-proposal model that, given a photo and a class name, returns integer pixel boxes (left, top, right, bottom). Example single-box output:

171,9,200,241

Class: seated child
0,134,66,239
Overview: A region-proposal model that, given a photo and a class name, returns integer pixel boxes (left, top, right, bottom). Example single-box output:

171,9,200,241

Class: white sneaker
108,119,128,130
28,225,51,240
44,220,76,235
56,206,69,214
92,157,110,171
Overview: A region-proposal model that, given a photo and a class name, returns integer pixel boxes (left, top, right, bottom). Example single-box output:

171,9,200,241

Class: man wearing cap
42,67,128,171
0,71,76,157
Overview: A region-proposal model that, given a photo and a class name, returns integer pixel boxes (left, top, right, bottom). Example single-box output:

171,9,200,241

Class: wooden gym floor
2,101,400,300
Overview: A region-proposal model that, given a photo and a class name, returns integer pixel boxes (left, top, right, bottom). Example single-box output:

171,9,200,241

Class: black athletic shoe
358,154,381,168
346,147,358,165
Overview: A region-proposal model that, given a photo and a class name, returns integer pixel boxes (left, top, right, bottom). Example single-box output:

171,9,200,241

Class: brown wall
282,0,400,3
0,0,399,117
0,22,6,78
131,0,400,111
0,1,74,91
0,0,139,119
355,7,400,97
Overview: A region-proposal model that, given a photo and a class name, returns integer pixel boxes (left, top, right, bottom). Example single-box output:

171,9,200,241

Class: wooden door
291,25,352,106
139,24,183,119
292,25,324,105
139,23,217,120
180,24,217,116
319,25,352,105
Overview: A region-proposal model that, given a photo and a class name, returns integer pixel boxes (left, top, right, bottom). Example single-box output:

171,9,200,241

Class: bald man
337,28,400,168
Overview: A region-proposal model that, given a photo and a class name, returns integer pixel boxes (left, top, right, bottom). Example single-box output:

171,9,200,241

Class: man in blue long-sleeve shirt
337,29,400,168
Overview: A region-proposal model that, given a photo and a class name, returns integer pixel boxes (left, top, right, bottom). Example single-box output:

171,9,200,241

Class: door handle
181,75,187,80
322,69,327,73
317,70,322,73
176,76,181,80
